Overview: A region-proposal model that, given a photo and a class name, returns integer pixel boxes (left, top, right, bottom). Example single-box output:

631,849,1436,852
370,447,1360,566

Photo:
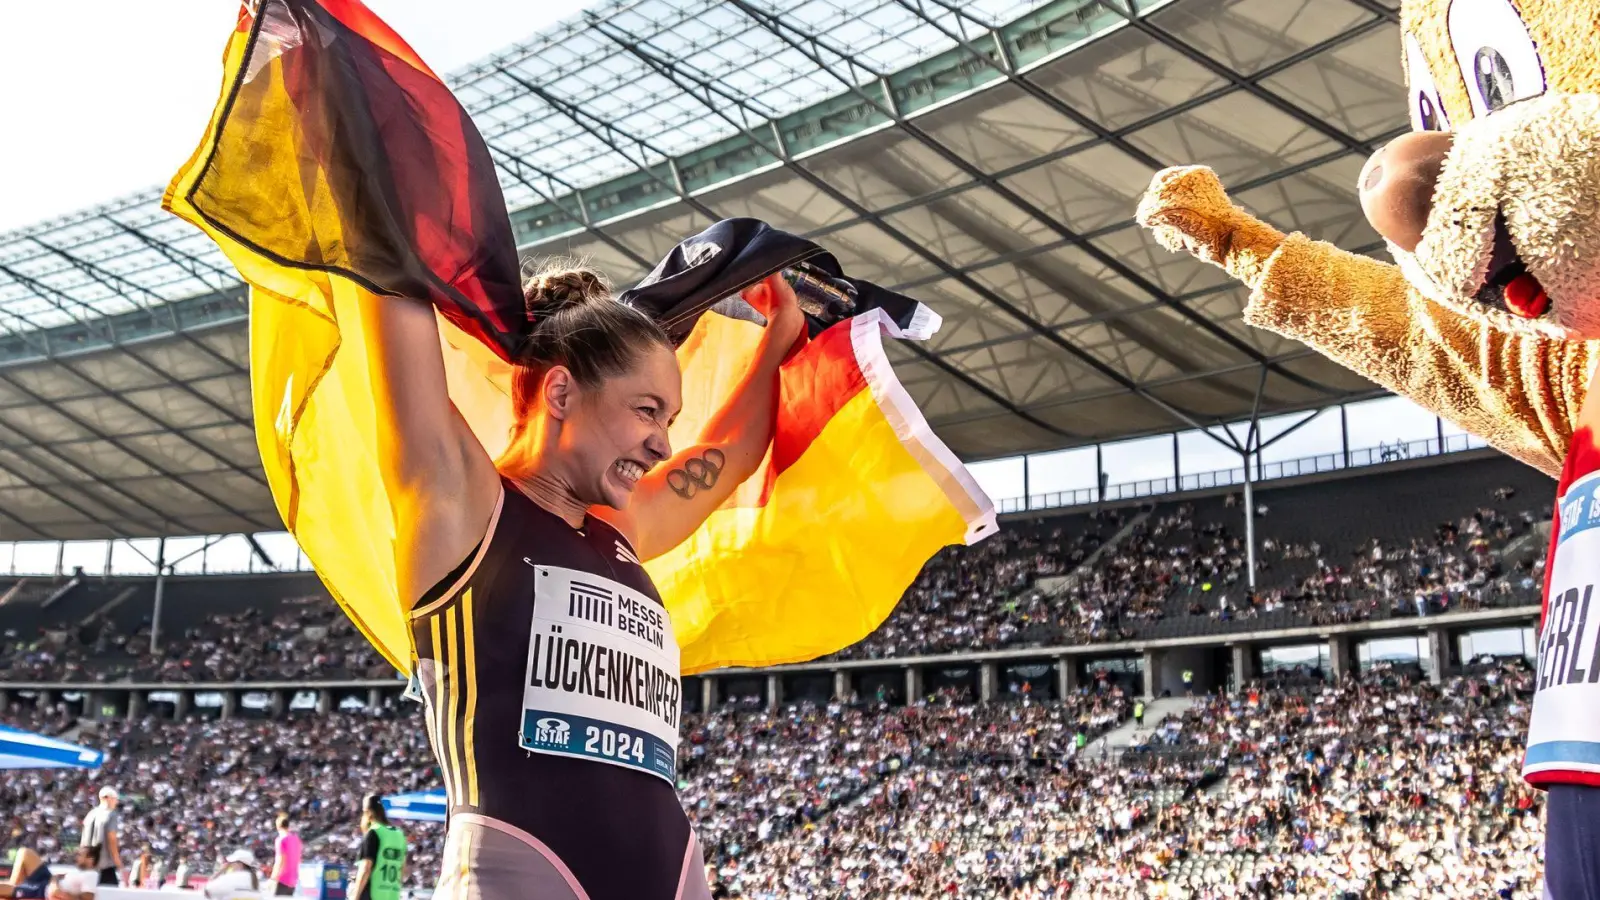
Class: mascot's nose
1358,131,1455,253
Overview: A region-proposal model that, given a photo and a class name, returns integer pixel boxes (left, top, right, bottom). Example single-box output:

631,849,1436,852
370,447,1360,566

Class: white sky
0,0,598,232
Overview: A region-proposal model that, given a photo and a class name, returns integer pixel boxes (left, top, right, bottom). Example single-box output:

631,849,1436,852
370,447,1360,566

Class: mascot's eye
1447,0,1546,117
1404,34,1451,132
1473,48,1514,110
1417,94,1444,132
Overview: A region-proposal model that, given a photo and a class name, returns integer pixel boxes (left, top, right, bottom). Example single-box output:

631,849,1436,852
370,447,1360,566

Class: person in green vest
351,794,406,900
1133,699,1146,726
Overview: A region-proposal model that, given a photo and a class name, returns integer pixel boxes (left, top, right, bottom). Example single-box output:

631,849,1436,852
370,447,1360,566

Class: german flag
656,308,995,672
165,0,995,676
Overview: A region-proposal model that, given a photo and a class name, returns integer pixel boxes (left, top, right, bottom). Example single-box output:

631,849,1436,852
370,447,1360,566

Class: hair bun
524,264,611,319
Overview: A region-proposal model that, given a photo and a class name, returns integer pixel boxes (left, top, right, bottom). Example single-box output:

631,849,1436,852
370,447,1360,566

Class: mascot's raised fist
1135,165,1286,295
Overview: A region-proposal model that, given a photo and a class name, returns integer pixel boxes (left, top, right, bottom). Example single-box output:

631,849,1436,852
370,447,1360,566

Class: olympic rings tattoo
666,448,726,499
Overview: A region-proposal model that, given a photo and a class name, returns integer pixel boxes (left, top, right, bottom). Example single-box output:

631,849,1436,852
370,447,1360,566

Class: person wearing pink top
270,813,302,896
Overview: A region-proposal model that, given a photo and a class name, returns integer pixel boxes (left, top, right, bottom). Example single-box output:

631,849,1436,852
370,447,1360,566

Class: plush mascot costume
1135,0,1600,893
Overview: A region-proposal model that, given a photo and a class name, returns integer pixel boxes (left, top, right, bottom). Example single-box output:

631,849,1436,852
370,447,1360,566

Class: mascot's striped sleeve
163,0,996,676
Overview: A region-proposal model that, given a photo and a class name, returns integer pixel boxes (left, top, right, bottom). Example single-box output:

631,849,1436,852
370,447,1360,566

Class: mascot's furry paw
1137,166,1286,291
1136,166,1238,260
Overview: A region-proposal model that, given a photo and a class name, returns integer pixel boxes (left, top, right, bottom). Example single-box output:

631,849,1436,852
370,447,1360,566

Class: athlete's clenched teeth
614,459,647,486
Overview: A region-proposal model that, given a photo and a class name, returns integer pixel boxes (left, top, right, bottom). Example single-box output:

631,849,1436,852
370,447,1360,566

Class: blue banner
0,723,103,771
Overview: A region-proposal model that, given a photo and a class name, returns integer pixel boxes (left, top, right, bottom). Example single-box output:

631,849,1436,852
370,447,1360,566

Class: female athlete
361,264,802,899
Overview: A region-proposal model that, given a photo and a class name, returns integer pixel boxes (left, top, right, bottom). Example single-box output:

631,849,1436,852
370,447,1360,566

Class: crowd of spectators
131,600,388,682
1241,500,1546,629
0,455,1556,900
1,662,1544,898
689,666,1544,898
682,684,1131,869
833,481,1546,661
1,685,1135,895
0,596,387,684
699,690,1178,899
834,513,1126,660
1089,662,1542,898
0,620,117,683
0,698,77,738
2,705,440,889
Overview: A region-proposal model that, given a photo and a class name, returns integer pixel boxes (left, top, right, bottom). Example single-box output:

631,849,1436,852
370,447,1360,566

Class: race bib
1525,470,1600,779
519,566,681,783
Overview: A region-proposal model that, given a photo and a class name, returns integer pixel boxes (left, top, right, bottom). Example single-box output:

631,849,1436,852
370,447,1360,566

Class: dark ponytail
362,793,389,826
512,261,670,419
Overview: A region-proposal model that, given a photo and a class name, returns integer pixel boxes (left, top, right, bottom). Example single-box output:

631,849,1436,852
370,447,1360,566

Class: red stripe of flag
760,322,869,503
315,0,441,81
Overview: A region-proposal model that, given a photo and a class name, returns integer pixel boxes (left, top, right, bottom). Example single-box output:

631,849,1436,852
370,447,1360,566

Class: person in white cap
78,788,120,887
202,850,262,900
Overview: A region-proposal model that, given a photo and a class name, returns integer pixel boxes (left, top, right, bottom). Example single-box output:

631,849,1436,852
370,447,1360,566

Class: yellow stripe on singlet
427,613,455,804
442,603,465,804
458,588,480,807
423,615,444,760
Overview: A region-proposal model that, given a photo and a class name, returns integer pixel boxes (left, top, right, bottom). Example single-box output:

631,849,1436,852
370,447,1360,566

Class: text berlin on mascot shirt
519,566,682,782
1529,377,1600,789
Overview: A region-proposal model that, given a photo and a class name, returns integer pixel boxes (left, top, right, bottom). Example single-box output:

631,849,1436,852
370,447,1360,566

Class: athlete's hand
613,271,804,558
741,273,804,350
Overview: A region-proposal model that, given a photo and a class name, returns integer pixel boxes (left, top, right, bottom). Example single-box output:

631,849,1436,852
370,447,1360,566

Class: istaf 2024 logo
533,716,571,747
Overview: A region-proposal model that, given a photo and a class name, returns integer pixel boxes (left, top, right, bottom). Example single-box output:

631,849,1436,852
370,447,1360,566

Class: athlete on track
363,263,802,899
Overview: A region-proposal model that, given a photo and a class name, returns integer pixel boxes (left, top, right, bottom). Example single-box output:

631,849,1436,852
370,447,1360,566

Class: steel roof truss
725,0,1348,400
1127,10,1376,157
585,12,1239,435
0,264,265,501
0,426,179,536
489,53,1079,439
0,370,273,531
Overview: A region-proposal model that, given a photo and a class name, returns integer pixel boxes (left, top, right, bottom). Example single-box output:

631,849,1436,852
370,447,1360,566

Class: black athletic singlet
410,480,708,900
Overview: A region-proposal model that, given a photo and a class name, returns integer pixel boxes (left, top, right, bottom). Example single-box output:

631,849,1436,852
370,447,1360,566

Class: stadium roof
0,0,1403,540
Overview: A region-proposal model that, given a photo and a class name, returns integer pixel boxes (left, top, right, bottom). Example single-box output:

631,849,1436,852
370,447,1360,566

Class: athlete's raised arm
605,274,805,560
355,290,501,605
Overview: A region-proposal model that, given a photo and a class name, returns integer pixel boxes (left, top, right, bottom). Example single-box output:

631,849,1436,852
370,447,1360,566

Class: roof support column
1242,456,1258,591
150,538,167,654
1241,367,1268,592
1339,404,1350,467
1022,456,1031,513
1096,444,1105,504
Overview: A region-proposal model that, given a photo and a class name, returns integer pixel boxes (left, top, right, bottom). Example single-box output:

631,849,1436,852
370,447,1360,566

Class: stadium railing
998,433,1486,514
